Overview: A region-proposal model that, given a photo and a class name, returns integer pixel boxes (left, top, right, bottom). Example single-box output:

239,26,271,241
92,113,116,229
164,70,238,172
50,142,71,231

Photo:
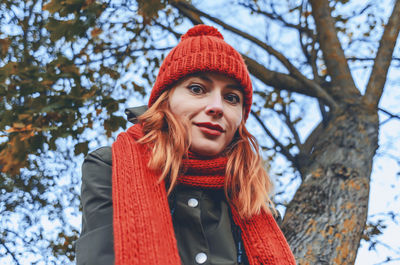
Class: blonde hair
138,90,275,218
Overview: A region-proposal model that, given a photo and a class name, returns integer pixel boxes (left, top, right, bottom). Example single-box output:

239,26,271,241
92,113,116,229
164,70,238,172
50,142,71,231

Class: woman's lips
195,122,224,136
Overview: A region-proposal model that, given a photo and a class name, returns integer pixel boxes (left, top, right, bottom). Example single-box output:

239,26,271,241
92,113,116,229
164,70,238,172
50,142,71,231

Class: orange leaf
83,0,96,9
18,113,32,120
0,38,10,56
20,131,35,141
12,122,25,129
6,123,33,133
91,28,103,38
41,80,54,86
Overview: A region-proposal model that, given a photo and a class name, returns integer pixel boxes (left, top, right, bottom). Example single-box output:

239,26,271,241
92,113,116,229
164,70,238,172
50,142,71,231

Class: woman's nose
205,94,224,118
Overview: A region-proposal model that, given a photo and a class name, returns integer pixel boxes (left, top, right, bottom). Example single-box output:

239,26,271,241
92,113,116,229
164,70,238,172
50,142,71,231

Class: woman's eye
188,85,204,94
225,93,240,104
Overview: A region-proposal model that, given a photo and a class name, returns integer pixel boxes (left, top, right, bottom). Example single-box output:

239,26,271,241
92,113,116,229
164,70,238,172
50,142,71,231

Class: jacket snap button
188,198,199,208
195,252,207,264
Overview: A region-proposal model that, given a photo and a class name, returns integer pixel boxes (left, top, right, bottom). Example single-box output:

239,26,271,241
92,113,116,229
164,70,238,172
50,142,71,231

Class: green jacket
76,146,246,265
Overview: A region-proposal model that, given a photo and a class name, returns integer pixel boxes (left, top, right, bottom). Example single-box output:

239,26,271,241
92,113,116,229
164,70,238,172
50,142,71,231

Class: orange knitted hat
148,24,253,120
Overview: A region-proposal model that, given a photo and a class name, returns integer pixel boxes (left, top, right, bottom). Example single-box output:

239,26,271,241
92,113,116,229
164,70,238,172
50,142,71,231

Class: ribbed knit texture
112,124,297,265
148,25,253,120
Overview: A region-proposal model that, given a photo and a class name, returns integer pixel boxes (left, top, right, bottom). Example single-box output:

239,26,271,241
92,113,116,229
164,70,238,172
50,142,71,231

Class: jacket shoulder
85,146,112,166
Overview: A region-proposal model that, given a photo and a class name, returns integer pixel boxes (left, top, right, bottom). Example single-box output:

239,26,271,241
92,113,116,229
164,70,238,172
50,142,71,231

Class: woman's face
168,72,243,156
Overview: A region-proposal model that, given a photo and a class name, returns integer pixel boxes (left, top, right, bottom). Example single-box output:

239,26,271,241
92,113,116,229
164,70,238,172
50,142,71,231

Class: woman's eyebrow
226,84,243,91
191,73,242,91
191,73,212,83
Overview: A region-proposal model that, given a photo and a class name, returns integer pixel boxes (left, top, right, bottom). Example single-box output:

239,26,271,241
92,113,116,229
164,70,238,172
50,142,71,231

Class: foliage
0,0,125,262
0,0,399,264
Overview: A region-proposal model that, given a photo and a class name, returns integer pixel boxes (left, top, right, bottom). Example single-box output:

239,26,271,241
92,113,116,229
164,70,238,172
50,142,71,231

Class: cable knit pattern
112,126,181,264
112,124,296,265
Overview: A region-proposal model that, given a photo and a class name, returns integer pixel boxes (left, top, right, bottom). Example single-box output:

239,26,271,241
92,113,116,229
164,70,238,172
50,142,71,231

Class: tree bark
363,0,400,109
310,0,359,94
282,105,379,265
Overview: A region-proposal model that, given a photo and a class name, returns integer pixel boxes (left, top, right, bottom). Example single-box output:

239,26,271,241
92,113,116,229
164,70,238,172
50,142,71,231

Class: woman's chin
189,146,222,157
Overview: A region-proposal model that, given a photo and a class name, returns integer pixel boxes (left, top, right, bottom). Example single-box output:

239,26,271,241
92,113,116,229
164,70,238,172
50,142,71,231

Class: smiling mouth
195,122,225,136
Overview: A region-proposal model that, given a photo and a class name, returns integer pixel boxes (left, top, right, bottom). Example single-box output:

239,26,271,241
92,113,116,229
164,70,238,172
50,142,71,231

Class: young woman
76,25,296,265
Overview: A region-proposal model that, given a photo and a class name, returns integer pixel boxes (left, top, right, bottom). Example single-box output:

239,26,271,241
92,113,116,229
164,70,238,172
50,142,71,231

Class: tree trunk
282,104,379,265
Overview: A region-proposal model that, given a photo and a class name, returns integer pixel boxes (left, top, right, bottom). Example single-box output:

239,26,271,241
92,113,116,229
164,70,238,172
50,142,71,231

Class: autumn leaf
0,38,10,57
12,123,26,129
0,62,19,76
42,0,60,13
41,80,54,86
303,11,312,18
137,0,166,24
60,64,80,76
90,27,103,38
82,0,96,9
17,114,32,121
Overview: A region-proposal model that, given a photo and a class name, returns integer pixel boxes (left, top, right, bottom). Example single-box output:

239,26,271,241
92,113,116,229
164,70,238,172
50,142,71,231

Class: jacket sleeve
75,146,115,265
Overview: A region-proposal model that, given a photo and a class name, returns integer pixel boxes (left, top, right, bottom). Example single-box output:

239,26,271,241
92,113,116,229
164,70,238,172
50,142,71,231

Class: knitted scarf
112,124,296,265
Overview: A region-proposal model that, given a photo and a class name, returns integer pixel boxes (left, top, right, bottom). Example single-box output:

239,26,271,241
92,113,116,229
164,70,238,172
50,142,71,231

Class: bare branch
239,2,314,37
310,0,359,94
373,257,400,265
363,0,400,109
355,3,373,18
0,238,21,265
243,54,333,102
300,32,322,82
172,1,338,110
75,46,174,66
250,110,297,167
347,57,400,62
299,3,322,83
379,107,400,125
279,105,302,150
170,1,203,25
153,21,181,40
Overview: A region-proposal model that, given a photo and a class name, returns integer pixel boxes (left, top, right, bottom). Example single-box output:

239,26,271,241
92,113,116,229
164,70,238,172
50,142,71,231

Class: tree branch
347,57,400,62
318,99,330,126
172,1,338,110
279,104,302,150
373,257,400,265
75,46,174,66
300,32,322,82
171,1,203,25
243,54,328,99
302,121,325,156
363,0,400,109
250,110,297,167
0,238,21,265
153,20,181,40
299,2,322,83
239,2,314,37
379,107,400,125
310,0,359,95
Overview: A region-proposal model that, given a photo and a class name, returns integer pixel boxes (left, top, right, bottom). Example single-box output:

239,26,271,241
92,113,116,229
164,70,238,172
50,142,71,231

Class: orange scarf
112,124,296,264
